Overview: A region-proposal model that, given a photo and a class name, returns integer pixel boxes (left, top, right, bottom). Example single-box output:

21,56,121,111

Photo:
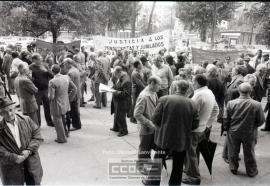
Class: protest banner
35,39,81,60
93,30,170,58
191,47,246,64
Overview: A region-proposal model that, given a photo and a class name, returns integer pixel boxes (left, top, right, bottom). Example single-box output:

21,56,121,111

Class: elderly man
0,97,43,185
253,64,267,102
60,58,82,131
29,53,54,127
2,48,14,94
48,64,77,143
143,80,199,186
73,48,87,107
226,65,246,104
151,55,173,98
130,60,146,123
224,83,265,177
110,66,132,137
250,49,263,69
183,74,219,185
134,76,161,175
206,64,225,123
14,64,39,125
93,50,110,109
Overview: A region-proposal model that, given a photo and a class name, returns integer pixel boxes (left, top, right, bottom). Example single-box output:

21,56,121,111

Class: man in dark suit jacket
0,97,43,185
143,80,199,186
110,66,132,137
130,60,146,123
253,64,267,102
14,64,39,125
206,65,225,122
29,53,54,127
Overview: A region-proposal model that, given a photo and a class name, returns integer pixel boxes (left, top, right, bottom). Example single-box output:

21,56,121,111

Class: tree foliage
175,2,240,41
0,1,139,41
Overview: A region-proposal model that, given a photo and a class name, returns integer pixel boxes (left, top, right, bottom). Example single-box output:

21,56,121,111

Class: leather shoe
230,169,237,175
247,170,258,177
139,168,149,175
54,139,67,143
182,178,201,185
110,128,119,132
93,105,101,109
261,128,270,132
88,97,94,102
223,158,229,164
142,179,151,185
117,132,128,137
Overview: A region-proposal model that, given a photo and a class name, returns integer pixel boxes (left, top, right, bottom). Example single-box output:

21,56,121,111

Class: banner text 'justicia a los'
93,30,170,57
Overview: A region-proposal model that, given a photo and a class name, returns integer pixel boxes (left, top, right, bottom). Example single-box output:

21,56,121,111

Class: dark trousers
264,108,270,130
66,98,81,130
147,147,186,186
36,89,53,126
227,132,258,176
137,134,154,170
8,77,15,94
24,111,39,127
130,93,139,122
157,88,168,98
95,82,107,107
112,110,128,134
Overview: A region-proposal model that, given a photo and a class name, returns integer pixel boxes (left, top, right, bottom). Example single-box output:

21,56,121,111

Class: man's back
15,76,38,114
225,97,265,135
68,67,81,99
29,63,53,91
152,95,199,152
49,74,70,115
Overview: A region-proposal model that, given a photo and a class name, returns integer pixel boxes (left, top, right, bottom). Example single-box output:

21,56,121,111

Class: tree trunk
131,1,137,38
52,30,58,43
211,2,217,48
51,30,58,63
147,1,156,35
200,25,207,42
249,23,254,45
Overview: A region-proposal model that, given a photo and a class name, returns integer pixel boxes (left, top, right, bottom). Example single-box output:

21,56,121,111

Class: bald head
238,82,252,95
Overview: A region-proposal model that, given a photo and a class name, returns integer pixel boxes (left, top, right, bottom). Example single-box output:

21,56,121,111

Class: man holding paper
110,66,132,137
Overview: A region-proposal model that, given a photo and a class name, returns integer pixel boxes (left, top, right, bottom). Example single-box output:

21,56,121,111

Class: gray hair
175,80,190,95
147,75,161,85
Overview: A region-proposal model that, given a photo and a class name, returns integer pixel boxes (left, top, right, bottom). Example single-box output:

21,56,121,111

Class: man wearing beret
0,97,43,185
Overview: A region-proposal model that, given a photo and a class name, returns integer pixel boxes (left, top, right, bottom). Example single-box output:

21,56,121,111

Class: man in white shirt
183,74,219,185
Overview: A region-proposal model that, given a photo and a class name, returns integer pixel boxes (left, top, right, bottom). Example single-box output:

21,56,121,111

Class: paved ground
6,82,270,185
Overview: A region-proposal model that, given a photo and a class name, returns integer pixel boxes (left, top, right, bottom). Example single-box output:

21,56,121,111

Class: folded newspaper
99,83,116,93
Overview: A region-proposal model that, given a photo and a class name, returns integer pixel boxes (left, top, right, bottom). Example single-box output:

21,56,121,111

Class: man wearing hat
0,97,43,185
244,57,255,74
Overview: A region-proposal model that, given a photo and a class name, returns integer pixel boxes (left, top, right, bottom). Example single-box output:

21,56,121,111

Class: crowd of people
0,42,269,185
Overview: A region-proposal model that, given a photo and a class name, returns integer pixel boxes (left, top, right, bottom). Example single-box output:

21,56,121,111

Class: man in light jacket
134,76,161,175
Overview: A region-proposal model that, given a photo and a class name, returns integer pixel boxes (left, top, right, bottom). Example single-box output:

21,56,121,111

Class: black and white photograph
0,1,269,185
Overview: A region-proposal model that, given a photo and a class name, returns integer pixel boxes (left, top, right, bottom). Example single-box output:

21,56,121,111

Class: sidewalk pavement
5,92,270,185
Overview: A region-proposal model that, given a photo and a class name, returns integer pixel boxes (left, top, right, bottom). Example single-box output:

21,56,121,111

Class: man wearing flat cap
224,83,265,177
0,97,43,185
